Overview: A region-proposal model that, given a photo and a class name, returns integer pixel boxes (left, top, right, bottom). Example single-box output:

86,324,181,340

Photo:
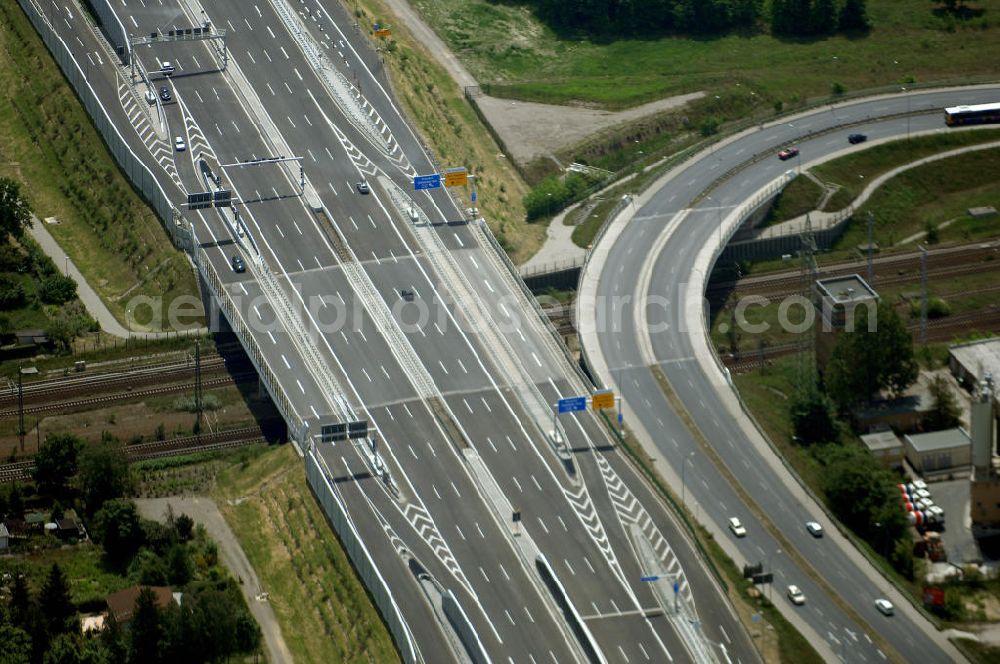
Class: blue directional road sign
470,190,477,203
558,396,587,414
413,173,441,191
640,575,659,582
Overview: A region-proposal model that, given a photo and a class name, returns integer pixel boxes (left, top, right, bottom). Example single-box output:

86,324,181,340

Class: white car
875,598,894,616
728,517,746,538
161,61,174,74
787,585,805,605
407,206,420,222
912,479,928,491
805,521,823,537
174,136,186,152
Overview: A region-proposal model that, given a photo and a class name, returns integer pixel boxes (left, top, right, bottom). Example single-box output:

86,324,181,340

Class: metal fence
305,449,420,664
84,0,130,64
18,0,187,250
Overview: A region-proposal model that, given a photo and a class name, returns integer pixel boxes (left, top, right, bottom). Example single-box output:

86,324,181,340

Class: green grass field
410,0,1000,110
214,445,400,664
0,3,200,329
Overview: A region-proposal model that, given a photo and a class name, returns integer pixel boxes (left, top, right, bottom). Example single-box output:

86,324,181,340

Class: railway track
0,373,256,418
723,306,1000,372
708,241,1000,300
0,427,267,483
1,357,252,407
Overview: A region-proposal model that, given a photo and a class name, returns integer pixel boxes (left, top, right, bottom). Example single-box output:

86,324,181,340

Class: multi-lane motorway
581,88,1000,662
33,0,770,662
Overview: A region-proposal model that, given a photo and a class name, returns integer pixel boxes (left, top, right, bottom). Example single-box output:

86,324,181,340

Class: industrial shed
903,428,972,476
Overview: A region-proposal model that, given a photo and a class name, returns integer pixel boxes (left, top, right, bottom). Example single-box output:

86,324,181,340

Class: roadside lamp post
767,549,782,601
901,87,911,140
682,452,694,508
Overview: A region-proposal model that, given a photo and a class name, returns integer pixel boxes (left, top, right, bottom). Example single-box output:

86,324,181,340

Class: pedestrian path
28,215,206,339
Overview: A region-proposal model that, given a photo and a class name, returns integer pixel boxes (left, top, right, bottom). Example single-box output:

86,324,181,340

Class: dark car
356,181,370,194
231,255,246,273
848,133,868,144
400,289,414,301
777,146,799,161
159,86,172,102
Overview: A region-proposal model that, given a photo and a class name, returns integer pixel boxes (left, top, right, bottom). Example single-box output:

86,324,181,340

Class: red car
778,147,800,161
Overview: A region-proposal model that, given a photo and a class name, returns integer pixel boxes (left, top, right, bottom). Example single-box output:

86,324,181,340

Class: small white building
860,430,904,469
904,428,972,477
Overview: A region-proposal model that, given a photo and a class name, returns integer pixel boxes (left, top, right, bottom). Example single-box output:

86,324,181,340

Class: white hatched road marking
117,80,182,189
594,455,693,608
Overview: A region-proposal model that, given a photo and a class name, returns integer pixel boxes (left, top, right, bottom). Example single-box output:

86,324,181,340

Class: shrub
0,275,26,309
40,273,77,304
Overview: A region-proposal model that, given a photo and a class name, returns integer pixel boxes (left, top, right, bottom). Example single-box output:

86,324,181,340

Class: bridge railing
191,230,305,441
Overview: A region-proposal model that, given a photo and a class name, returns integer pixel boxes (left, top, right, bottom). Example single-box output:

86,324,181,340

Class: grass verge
408,0,1000,110
355,0,542,263
0,2,200,328
213,444,400,664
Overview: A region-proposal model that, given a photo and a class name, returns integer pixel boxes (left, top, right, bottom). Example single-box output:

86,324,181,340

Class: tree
9,574,33,629
45,318,75,354
0,177,31,241
174,514,194,542
43,634,84,664
824,303,918,409
0,623,32,664
924,374,961,430
93,499,144,569
811,0,837,34
789,388,839,444
839,0,870,30
40,564,77,636
819,444,906,544
100,614,127,664
78,435,132,514
39,275,77,306
128,588,163,664
128,549,168,586
166,545,193,587
33,434,84,499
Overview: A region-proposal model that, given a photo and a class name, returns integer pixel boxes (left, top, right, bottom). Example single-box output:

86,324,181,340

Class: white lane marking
296,379,305,394
281,354,290,369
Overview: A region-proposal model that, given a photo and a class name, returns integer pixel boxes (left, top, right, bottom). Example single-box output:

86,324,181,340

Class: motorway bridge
25,0,762,662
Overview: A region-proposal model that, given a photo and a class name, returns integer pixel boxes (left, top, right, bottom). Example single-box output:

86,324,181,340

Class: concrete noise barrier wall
305,449,421,664
17,0,186,250
442,589,492,664
83,0,130,64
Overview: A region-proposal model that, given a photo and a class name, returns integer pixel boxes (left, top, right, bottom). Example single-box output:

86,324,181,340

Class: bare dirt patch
474,91,704,165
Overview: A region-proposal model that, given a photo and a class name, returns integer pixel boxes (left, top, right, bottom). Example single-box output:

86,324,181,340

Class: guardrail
477,221,596,391
306,449,421,664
